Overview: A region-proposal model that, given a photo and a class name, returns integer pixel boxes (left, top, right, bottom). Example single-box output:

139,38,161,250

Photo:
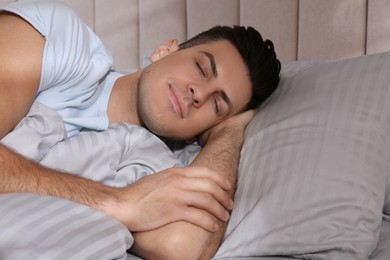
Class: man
0,0,280,258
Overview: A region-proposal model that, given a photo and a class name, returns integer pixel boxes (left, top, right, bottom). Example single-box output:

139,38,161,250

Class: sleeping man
0,0,280,259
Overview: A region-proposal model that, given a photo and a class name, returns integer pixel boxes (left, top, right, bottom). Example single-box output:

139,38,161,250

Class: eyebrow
200,51,218,78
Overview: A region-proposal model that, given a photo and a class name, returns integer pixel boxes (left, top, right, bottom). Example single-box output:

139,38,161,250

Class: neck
107,70,143,126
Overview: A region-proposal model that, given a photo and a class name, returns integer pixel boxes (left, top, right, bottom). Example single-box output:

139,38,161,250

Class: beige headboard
2,0,390,71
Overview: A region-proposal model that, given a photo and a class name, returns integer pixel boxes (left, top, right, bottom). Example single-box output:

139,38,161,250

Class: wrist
99,186,141,231
99,186,126,221
208,123,245,144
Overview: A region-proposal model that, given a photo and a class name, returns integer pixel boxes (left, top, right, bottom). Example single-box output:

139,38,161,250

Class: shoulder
2,0,78,15
1,0,83,35
1,0,77,19
0,10,45,137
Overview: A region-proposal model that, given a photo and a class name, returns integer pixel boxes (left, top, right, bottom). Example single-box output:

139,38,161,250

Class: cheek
138,68,167,108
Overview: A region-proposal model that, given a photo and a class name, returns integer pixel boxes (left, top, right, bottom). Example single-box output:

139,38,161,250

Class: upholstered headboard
2,0,390,71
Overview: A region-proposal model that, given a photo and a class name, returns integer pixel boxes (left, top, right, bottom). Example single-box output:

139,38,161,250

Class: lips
168,85,186,118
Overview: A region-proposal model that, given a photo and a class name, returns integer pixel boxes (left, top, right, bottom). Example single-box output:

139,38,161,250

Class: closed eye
213,95,220,113
214,92,232,116
195,61,206,77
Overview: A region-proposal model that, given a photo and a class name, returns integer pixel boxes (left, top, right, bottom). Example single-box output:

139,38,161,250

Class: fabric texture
0,193,133,260
2,101,194,187
370,221,390,260
1,0,120,137
1,102,66,161
1,101,200,259
216,51,390,259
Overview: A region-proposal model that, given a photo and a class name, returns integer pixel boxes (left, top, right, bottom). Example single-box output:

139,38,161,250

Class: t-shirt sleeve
1,0,116,137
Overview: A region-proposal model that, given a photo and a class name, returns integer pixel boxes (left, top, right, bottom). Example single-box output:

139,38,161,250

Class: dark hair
179,25,281,110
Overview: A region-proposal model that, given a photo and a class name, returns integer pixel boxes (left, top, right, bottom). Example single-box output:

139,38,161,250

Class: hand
107,166,233,232
198,109,257,146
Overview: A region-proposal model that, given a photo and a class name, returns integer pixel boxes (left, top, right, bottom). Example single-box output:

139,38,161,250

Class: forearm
183,126,243,259
192,124,243,189
0,143,119,214
0,139,236,236
130,125,244,260
192,126,243,258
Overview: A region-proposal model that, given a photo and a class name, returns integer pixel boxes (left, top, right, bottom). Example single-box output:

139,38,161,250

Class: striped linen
0,193,132,259
216,51,390,259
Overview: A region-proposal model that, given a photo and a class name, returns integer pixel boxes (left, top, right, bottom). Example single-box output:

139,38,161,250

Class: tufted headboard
2,0,390,71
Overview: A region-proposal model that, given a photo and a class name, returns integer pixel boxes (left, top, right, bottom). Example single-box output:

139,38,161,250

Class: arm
0,143,121,208
0,12,43,138
129,110,255,260
0,143,232,232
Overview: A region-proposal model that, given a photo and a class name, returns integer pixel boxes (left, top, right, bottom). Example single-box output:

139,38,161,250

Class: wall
1,0,390,70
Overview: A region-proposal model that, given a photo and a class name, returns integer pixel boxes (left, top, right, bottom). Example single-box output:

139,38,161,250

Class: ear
150,39,179,62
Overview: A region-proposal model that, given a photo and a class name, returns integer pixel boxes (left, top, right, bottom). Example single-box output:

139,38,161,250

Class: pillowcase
370,221,390,260
216,51,390,259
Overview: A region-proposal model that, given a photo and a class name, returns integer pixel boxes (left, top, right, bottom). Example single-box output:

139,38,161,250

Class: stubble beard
136,68,166,137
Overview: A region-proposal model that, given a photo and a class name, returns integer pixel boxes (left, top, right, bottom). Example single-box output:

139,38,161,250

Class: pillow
370,221,390,260
216,51,390,259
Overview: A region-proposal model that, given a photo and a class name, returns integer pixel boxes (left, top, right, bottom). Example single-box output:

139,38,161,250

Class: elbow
159,230,203,260
131,222,210,260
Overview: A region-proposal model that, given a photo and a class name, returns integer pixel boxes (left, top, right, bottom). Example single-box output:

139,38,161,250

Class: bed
1,0,390,259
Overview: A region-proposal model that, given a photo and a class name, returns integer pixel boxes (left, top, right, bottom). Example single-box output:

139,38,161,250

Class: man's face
137,40,252,140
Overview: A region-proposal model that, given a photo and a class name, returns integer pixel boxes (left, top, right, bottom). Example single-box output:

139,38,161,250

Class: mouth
168,84,186,118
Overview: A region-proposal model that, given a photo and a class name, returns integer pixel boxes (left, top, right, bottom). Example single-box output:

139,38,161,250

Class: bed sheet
220,220,390,260
125,220,390,259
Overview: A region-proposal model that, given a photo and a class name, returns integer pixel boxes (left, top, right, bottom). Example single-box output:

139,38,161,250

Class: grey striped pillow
216,51,390,259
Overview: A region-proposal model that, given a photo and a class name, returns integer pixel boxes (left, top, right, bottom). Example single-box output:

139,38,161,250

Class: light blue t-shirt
2,0,122,137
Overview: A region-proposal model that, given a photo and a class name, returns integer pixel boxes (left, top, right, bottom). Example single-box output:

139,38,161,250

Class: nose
188,84,213,108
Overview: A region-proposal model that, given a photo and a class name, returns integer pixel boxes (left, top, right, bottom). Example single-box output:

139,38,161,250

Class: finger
245,108,257,120
236,109,257,126
181,207,223,232
179,176,234,211
179,166,232,191
177,189,231,222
